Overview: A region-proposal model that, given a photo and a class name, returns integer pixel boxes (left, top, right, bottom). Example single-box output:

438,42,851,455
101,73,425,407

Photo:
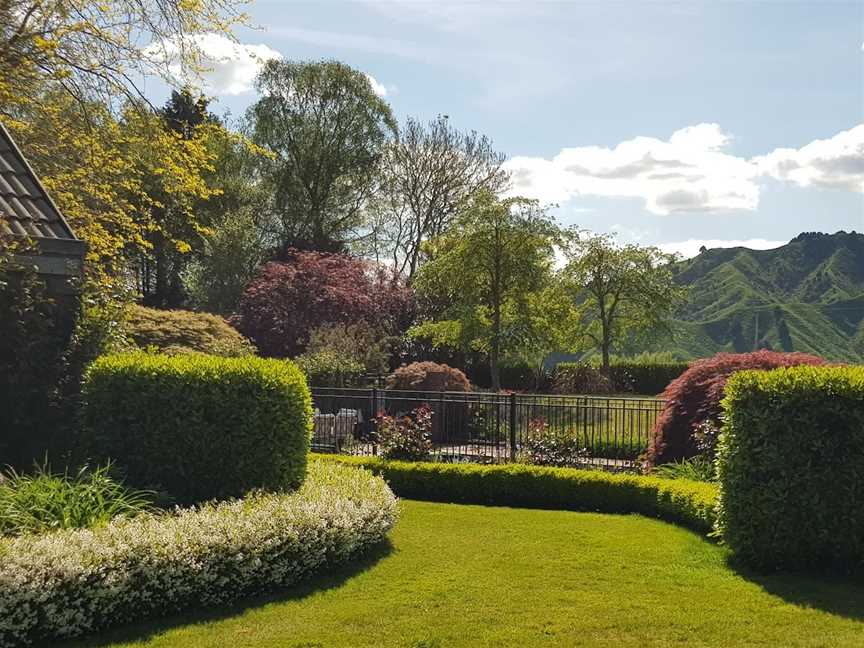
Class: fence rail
310,388,664,471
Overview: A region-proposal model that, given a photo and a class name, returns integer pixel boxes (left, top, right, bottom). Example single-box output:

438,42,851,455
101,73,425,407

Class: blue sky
153,0,864,257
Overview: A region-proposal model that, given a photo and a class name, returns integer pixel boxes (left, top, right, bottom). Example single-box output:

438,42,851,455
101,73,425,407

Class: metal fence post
370,387,379,456
509,392,517,461
439,391,447,456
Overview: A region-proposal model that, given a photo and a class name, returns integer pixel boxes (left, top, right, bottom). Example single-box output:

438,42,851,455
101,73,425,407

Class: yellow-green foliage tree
0,0,257,470
0,0,247,111
0,0,251,293
5,94,223,292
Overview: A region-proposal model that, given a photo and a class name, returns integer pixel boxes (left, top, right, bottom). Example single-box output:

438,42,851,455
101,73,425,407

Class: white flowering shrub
0,461,398,647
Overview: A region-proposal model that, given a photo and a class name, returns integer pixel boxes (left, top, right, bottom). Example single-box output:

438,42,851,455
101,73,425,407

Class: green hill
662,231,864,362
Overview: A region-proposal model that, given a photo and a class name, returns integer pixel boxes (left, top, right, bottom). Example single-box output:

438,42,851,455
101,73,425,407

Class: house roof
0,120,79,241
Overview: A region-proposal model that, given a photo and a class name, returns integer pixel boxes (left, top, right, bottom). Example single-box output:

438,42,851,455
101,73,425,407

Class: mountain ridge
662,230,864,362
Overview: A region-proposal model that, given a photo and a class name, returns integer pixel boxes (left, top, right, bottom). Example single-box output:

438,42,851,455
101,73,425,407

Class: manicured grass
68,501,864,648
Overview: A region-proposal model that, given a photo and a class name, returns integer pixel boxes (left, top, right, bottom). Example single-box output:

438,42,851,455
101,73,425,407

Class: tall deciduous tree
502,283,578,390
7,90,225,292
363,115,509,281
0,0,247,114
410,191,559,391
184,114,272,314
249,60,397,254
562,234,686,373
140,89,220,308
184,208,268,315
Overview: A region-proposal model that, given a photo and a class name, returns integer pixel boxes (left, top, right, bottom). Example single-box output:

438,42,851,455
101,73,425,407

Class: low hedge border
313,454,718,534
0,461,398,648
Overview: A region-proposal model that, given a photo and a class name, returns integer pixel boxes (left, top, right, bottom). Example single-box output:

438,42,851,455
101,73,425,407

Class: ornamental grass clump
0,463,154,537
0,461,398,647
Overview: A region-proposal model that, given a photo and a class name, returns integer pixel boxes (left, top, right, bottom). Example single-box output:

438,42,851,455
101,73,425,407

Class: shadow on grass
55,540,394,648
730,557,864,622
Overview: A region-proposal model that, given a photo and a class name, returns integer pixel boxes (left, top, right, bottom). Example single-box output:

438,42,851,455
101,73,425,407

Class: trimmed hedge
469,361,547,391
0,461,398,647
313,454,718,534
608,361,689,395
716,366,864,573
81,353,312,503
553,361,689,396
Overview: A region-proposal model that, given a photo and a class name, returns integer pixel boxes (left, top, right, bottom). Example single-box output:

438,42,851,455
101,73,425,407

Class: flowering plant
522,417,588,468
0,461,398,647
375,404,433,461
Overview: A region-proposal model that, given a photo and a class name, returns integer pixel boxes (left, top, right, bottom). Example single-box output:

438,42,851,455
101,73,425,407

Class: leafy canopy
250,59,397,253
5,92,225,291
562,233,686,371
363,114,509,280
410,191,564,390
0,0,248,112
233,250,413,358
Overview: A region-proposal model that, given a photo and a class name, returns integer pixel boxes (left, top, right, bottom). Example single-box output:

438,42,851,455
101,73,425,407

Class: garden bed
0,461,397,647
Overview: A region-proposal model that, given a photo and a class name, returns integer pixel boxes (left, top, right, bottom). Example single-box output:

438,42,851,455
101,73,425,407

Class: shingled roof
0,120,79,241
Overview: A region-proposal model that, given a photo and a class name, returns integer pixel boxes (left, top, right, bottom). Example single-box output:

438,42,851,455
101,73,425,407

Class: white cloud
754,124,864,192
145,33,282,95
506,123,864,215
658,238,787,259
146,33,393,100
365,73,388,98
506,123,760,214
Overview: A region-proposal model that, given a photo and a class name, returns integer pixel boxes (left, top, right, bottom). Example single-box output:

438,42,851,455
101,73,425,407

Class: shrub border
313,454,718,534
0,461,397,648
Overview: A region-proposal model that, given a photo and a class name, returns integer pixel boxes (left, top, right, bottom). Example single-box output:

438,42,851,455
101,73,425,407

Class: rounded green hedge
81,353,312,503
716,365,864,573
314,454,718,534
0,461,398,648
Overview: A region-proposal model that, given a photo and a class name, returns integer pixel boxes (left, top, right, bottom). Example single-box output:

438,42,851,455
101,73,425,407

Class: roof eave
0,119,81,242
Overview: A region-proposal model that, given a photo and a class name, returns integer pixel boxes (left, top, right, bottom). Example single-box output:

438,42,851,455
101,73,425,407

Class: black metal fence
310,388,665,471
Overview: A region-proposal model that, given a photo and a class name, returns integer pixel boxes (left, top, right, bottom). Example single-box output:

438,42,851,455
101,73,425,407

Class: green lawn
68,501,864,648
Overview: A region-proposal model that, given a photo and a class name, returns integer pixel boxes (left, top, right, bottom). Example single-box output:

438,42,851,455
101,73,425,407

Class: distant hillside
663,231,864,362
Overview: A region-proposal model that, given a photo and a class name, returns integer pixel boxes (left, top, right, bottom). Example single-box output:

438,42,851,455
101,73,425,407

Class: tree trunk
490,343,500,392
600,319,611,375
145,237,169,308
491,302,501,391
534,358,545,392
